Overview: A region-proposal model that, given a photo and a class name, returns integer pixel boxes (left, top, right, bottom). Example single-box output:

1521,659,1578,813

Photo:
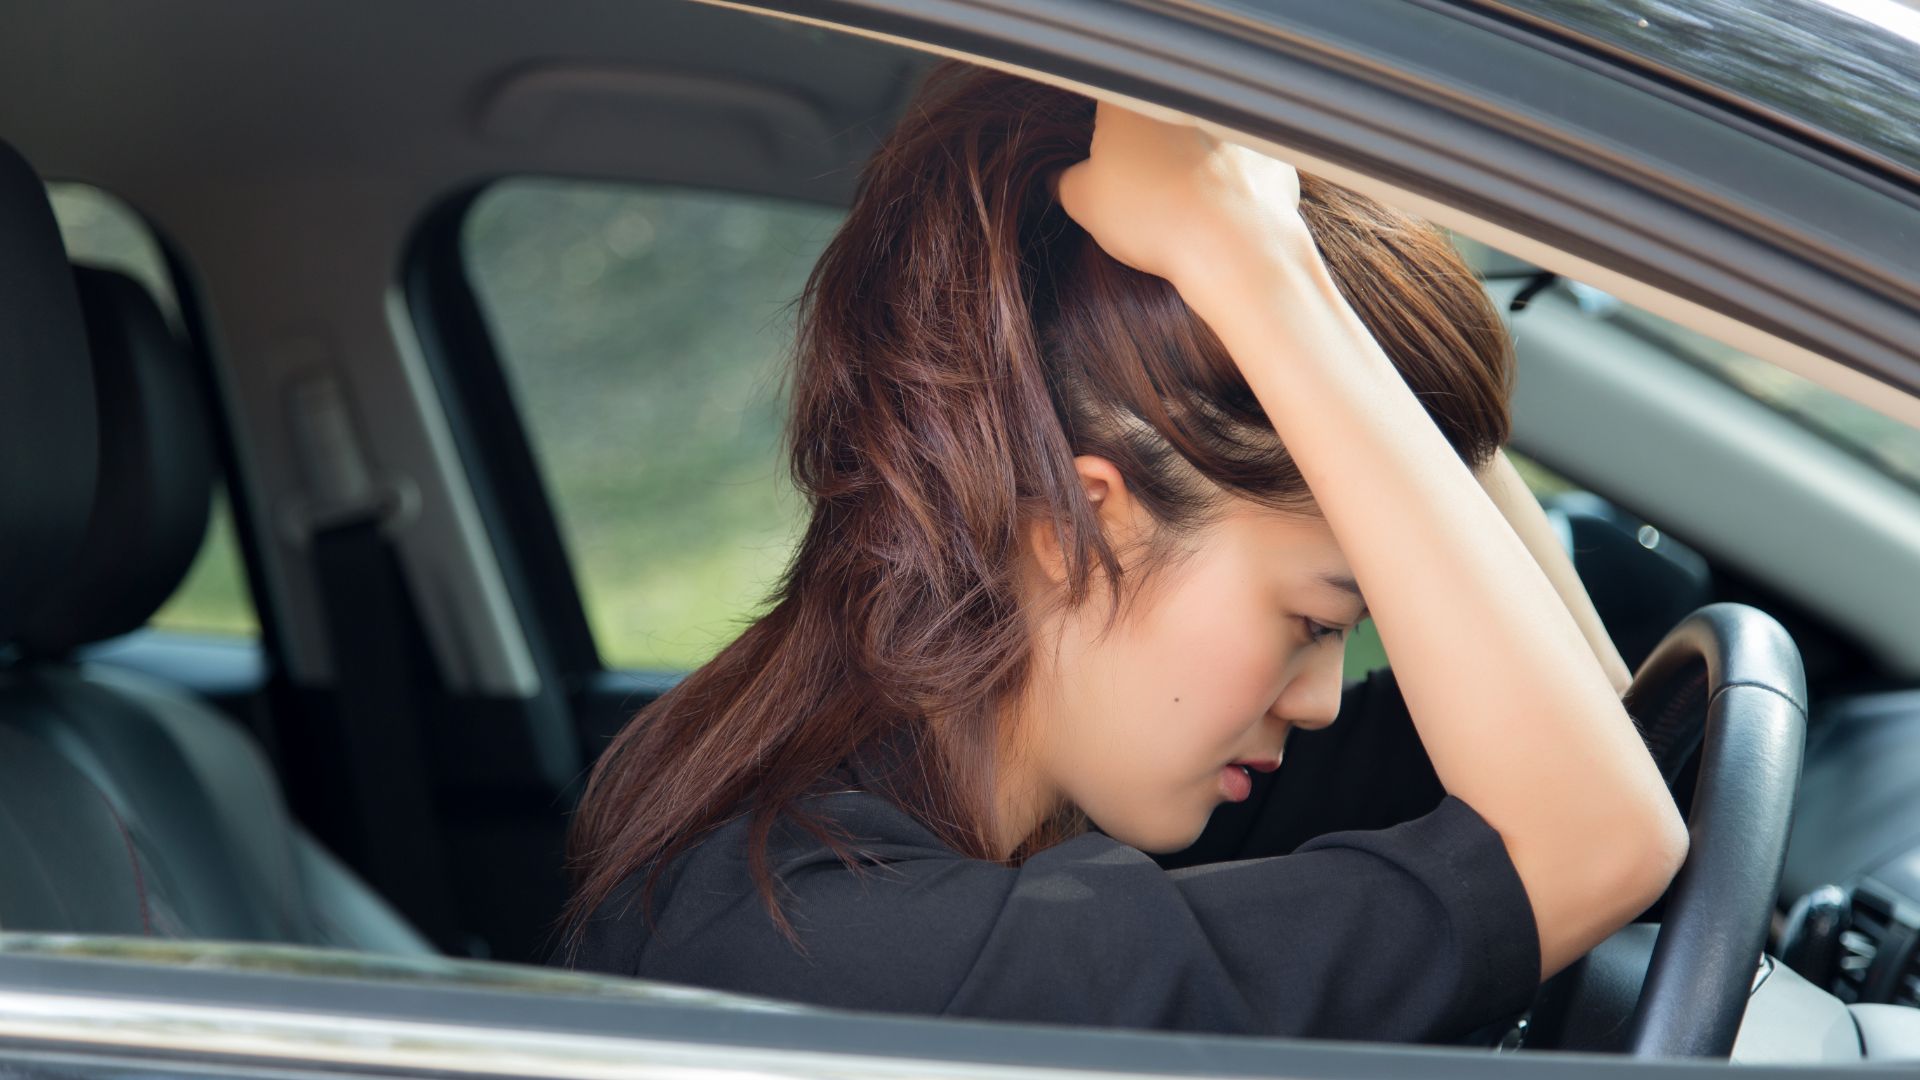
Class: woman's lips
1218,764,1254,802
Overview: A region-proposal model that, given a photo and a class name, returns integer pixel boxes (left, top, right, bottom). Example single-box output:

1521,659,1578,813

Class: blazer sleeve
623,790,1540,1044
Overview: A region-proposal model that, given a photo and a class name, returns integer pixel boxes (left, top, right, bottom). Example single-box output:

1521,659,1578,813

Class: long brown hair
558,60,1513,954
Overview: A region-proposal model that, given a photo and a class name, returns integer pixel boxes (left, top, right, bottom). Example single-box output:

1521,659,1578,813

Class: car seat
0,136,432,952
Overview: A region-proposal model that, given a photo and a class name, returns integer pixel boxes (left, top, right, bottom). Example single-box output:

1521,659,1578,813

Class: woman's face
1016,458,1368,853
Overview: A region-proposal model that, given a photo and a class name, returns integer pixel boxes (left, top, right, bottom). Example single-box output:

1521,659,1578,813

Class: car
3,0,1920,1075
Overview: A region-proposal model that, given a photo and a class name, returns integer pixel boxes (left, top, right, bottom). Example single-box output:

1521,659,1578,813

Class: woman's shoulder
561,781,980,965
562,782,1044,1010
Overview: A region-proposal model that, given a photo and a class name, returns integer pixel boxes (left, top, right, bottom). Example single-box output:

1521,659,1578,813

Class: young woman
552,62,1687,1043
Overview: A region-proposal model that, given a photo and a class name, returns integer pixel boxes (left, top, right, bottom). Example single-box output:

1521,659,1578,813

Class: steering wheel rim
1545,602,1808,1058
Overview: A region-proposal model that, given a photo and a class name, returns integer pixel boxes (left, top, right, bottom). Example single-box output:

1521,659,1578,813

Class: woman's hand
1054,100,1310,296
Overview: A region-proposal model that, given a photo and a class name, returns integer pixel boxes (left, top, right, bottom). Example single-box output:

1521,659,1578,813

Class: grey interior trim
1499,283,1920,676
1851,1004,1920,1063
479,66,845,153
1730,956,1861,1064
379,290,539,697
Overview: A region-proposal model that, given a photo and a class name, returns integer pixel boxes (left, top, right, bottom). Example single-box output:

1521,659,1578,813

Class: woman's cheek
1150,567,1291,743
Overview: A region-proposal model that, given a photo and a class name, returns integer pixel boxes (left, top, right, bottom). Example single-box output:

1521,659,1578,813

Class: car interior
6,0,1920,1066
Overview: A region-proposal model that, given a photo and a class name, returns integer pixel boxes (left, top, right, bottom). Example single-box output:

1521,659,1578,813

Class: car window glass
49,183,258,639
49,182,181,329
147,489,257,637
461,179,841,670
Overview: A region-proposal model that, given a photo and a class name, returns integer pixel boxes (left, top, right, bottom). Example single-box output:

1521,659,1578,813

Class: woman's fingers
1051,158,1081,209
1054,97,1309,289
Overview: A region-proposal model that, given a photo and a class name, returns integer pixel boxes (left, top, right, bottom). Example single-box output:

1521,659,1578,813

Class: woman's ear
1025,455,1151,588
1073,454,1145,541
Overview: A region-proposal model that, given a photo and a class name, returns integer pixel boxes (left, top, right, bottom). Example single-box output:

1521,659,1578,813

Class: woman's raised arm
1057,101,1687,980
1476,449,1635,697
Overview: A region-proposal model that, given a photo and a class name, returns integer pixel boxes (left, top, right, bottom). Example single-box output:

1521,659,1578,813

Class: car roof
0,1,928,207
1480,0,1920,187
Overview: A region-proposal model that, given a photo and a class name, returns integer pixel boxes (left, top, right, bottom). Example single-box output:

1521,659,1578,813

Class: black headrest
16,266,215,658
0,139,97,647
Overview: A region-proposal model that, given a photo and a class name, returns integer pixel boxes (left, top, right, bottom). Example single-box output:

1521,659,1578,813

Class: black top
556,665,1542,1042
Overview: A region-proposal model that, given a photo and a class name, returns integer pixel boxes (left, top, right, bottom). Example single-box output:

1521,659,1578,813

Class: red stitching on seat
87,787,153,936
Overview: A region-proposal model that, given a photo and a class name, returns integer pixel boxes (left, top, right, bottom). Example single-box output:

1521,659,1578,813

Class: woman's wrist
1167,213,1322,325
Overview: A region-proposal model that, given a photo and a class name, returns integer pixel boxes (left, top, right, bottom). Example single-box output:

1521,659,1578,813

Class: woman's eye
1303,618,1347,644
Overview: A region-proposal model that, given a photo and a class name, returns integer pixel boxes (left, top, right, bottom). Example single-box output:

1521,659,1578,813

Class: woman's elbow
1620,799,1690,914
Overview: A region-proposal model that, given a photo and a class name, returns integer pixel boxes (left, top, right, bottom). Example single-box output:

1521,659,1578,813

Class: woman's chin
1099,809,1212,855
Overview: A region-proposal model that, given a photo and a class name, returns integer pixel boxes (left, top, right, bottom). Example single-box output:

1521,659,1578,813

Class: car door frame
0,940,1756,1077
219,0,1920,1072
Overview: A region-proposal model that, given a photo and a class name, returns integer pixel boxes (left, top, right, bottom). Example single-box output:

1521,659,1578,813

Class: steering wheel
1526,602,1807,1058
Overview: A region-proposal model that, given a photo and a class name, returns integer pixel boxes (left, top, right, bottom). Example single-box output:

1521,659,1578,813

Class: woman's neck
989,685,1066,860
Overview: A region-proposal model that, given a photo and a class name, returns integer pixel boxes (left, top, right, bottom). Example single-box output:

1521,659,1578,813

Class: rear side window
461,180,839,670
49,183,258,639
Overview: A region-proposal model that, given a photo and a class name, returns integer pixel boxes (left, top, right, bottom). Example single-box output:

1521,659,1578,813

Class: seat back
0,137,153,936
0,141,431,952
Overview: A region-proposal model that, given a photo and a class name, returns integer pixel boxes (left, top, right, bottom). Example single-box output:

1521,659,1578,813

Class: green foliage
464,180,840,668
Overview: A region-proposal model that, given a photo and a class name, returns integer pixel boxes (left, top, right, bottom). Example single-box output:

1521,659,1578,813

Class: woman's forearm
1180,246,1685,979
1477,450,1634,697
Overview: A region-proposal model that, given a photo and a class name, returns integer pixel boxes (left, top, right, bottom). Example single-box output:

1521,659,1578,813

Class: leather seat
0,135,144,935
0,136,431,952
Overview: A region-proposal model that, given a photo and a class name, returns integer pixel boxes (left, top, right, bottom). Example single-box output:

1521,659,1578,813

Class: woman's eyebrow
1316,570,1371,620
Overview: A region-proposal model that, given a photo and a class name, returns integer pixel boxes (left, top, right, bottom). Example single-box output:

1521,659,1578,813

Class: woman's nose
1280,647,1347,731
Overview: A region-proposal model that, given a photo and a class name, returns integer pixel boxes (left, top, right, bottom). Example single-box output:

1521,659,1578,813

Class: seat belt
308,514,464,952
285,368,463,952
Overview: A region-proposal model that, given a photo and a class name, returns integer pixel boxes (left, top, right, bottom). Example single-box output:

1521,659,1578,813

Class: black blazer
558,665,1539,1042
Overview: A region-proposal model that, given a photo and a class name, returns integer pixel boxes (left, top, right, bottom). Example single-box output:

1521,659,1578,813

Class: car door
8,0,1919,1072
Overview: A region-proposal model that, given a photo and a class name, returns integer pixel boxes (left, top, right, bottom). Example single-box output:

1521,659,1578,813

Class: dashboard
1778,687,1920,1008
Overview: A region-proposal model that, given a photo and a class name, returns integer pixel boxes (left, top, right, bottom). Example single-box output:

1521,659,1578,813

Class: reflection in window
1493,0,1920,179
